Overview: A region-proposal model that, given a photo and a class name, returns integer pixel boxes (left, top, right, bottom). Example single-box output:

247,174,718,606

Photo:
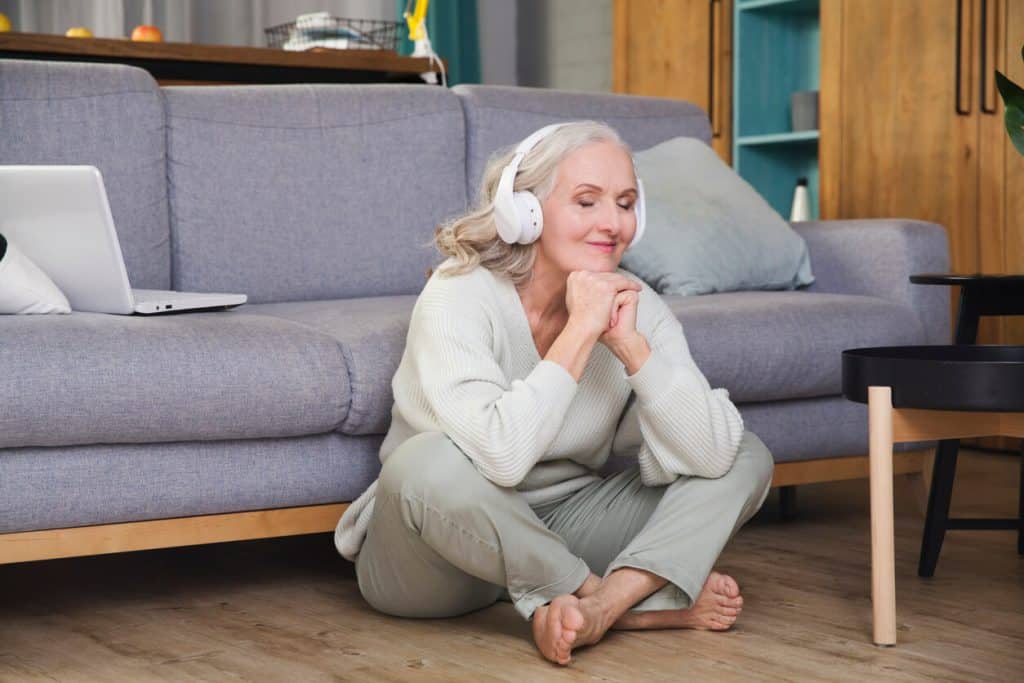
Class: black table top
910,273,1024,285
842,345,1024,411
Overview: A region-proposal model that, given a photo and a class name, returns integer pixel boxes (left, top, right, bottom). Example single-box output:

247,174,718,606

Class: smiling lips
588,241,616,254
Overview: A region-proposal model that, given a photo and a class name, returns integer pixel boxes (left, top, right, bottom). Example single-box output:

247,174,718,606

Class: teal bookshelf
733,0,820,220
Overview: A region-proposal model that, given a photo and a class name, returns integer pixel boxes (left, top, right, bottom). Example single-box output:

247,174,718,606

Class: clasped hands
565,271,651,374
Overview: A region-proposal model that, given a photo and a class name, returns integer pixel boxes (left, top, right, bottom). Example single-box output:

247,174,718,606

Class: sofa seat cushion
245,295,418,436
669,290,927,402
246,290,923,438
0,312,349,449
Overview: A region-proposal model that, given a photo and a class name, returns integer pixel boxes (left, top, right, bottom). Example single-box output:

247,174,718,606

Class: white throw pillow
0,233,71,314
621,136,814,295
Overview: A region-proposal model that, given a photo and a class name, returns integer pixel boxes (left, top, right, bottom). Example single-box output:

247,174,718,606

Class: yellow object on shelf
0,13,11,33
404,0,429,41
65,27,93,38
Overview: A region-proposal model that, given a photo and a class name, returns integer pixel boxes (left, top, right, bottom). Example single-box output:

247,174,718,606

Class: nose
595,199,621,236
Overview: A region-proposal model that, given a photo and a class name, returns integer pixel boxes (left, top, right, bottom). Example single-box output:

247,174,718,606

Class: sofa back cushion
0,59,171,289
452,85,712,204
164,85,467,303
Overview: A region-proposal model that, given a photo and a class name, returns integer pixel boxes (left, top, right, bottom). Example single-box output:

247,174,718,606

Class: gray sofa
0,59,949,554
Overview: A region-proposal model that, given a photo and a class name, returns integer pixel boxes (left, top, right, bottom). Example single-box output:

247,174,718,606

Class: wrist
608,333,650,375
564,317,603,346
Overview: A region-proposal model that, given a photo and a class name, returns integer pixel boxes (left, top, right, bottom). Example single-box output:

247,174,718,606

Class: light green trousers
355,430,774,621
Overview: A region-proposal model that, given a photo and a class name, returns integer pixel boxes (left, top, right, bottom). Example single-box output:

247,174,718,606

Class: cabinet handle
980,0,998,114
709,0,722,137
955,0,973,116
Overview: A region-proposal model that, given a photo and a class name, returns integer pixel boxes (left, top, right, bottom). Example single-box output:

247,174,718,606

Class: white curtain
0,1,395,45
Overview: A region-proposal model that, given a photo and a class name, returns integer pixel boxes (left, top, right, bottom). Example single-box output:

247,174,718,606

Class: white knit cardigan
334,264,744,560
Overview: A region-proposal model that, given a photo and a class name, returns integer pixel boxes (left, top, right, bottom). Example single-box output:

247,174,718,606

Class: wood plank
0,31,435,74
711,0,733,164
834,0,980,337
0,503,348,565
818,0,842,219
894,408,1004,441
612,0,732,162
1000,0,1024,347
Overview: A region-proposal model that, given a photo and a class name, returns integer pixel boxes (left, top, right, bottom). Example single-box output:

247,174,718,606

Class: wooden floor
1,451,1021,682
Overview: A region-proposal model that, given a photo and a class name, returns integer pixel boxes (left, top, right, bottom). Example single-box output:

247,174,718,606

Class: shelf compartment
735,144,819,221
734,8,819,138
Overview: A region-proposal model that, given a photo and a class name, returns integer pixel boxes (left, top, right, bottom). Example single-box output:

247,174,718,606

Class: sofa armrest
792,219,951,345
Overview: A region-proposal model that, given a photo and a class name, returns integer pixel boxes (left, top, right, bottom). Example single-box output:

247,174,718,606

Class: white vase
790,178,811,222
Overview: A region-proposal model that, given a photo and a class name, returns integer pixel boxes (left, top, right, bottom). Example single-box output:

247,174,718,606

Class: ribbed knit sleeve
622,290,745,485
403,277,580,488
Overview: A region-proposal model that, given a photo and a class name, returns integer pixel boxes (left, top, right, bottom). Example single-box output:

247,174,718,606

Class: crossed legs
355,431,773,666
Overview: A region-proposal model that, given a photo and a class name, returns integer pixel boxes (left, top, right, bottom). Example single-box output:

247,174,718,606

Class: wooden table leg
869,386,897,646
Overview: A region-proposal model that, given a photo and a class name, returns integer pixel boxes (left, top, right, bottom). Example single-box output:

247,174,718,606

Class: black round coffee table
842,345,1024,646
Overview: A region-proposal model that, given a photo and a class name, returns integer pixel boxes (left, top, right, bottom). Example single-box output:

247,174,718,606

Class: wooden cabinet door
613,0,732,162
982,0,1024,344
825,0,981,284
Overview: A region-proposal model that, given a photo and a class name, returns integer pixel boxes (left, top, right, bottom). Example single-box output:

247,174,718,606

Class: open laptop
0,165,246,314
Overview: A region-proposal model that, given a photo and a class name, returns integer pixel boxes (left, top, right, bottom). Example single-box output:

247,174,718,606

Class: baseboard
1,450,931,565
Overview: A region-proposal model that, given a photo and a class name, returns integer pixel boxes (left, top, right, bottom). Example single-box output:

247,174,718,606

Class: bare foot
531,595,584,666
612,571,744,632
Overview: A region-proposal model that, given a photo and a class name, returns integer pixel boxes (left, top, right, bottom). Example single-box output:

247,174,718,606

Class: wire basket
265,13,403,52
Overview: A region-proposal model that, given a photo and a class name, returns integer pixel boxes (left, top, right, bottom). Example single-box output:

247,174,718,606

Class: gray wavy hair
433,120,630,285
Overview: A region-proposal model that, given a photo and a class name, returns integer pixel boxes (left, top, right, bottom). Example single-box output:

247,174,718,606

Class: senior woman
335,121,774,666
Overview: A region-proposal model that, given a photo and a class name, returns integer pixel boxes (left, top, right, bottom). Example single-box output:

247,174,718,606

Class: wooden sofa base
0,451,929,565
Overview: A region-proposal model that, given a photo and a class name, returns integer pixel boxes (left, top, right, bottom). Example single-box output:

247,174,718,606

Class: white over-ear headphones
492,122,646,248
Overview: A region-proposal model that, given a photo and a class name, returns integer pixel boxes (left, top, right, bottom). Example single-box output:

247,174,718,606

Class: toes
564,610,585,633
711,614,737,631
718,574,741,598
715,592,743,609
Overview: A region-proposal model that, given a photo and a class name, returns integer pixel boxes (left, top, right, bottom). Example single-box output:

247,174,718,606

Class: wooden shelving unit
733,0,820,218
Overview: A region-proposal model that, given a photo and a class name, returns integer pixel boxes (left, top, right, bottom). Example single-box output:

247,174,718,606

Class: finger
595,272,642,291
606,274,638,290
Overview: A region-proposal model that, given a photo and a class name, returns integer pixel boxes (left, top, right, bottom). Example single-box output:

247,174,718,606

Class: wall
477,0,517,86
517,0,613,92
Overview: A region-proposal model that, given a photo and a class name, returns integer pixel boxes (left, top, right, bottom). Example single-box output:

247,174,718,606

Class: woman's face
536,140,639,277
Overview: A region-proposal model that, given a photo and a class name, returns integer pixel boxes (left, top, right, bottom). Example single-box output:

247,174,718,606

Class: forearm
545,320,601,381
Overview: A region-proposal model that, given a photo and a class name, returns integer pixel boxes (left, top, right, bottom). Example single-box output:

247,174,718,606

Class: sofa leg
779,485,798,521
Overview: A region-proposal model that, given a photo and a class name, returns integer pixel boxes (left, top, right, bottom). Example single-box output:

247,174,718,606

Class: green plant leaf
995,70,1024,156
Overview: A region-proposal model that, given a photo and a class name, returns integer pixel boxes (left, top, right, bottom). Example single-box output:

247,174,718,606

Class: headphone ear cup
629,177,646,249
512,191,544,244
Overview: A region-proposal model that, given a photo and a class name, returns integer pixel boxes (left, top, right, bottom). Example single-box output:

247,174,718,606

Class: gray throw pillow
622,136,814,295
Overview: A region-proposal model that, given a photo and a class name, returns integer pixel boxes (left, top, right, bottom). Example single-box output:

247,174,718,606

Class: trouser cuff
512,557,591,621
604,559,703,612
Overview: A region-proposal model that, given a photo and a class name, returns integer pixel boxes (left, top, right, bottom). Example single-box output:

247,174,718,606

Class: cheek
543,206,588,243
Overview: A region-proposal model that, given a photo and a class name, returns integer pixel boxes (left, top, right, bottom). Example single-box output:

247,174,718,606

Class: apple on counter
0,13,11,32
131,25,163,42
65,27,94,38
